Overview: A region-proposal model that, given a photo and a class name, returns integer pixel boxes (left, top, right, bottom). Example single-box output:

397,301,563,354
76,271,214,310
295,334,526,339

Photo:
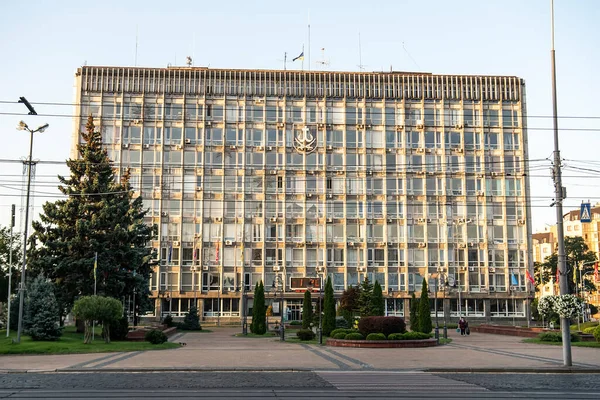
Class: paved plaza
1,327,600,373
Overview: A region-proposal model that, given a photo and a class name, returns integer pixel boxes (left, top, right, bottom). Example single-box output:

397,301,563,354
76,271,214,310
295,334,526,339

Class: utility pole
550,0,571,366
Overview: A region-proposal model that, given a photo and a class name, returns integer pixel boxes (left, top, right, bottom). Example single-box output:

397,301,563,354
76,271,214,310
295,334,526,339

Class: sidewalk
1,327,599,373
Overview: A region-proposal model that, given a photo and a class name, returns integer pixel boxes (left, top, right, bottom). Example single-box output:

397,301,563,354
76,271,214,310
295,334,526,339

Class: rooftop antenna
308,10,311,71
186,56,193,67
135,25,139,66
402,42,421,70
316,47,330,70
277,52,288,70
358,32,366,71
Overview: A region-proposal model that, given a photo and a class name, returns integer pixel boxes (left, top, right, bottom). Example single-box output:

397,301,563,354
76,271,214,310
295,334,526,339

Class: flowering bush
554,294,583,319
537,295,557,317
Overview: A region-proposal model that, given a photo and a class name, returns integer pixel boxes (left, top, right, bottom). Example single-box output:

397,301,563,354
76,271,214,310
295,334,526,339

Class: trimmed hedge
594,325,600,342
539,332,581,343
145,329,168,344
388,331,431,340
296,329,316,341
583,326,596,335
358,316,406,337
333,332,347,339
330,328,353,337
345,332,365,340
366,333,387,341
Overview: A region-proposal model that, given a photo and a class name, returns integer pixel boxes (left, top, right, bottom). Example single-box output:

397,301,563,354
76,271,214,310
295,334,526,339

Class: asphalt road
0,371,598,399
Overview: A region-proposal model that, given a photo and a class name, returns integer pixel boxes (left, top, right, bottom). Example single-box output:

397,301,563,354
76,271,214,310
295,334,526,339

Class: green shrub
289,320,302,325
330,328,352,337
334,332,347,339
162,315,174,327
445,323,458,329
335,316,350,329
366,333,387,341
571,333,581,342
345,332,364,340
594,325,600,342
110,316,130,341
400,331,431,340
583,327,596,335
538,332,562,342
358,316,406,337
296,329,316,341
145,329,168,344
181,306,201,331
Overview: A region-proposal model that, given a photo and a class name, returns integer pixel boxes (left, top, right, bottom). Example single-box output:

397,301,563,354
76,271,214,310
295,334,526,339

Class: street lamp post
15,119,49,344
437,267,448,339
6,204,15,338
432,274,439,343
316,265,325,344
272,274,285,341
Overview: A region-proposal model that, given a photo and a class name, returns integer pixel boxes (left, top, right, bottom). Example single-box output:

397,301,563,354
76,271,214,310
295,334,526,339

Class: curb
425,367,600,374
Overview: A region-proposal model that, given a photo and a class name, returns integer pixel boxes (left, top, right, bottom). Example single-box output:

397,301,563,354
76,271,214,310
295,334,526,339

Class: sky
0,0,598,234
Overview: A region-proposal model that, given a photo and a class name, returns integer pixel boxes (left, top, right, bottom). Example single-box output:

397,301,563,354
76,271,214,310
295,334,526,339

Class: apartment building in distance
72,66,532,324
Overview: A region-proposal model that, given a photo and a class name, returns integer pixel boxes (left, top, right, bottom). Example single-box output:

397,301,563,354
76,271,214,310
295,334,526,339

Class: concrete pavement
1,327,600,372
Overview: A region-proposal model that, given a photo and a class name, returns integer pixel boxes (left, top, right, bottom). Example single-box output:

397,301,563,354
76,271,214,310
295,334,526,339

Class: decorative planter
326,338,438,348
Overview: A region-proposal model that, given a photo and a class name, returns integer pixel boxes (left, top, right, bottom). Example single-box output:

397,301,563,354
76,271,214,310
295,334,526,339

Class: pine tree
358,276,374,316
251,281,266,334
25,275,63,341
322,277,336,336
409,292,420,332
28,116,156,321
418,278,432,334
371,280,385,316
182,306,201,331
302,290,313,329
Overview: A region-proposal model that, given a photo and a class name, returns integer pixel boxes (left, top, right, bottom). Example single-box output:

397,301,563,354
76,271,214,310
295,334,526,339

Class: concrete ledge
471,325,540,338
326,338,438,348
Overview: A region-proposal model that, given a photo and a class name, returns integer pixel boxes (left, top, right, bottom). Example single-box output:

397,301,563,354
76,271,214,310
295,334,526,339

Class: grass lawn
234,332,277,338
0,327,180,355
523,338,600,348
570,321,600,332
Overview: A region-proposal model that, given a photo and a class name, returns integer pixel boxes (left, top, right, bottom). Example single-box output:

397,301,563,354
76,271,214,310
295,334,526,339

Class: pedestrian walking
459,317,467,336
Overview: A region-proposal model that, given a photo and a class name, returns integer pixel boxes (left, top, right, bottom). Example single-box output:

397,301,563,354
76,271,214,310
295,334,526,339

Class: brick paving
1,327,599,372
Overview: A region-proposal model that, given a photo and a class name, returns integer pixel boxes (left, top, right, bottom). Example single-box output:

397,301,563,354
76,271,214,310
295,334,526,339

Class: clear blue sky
0,0,598,233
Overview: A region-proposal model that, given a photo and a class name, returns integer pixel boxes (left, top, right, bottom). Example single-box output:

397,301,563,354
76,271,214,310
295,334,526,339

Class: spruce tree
302,290,313,329
182,306,201,331
25,275,63,341
371,280,385,316
409,292,420,332
28,116,156,321
358,276,374,316
418,278,433,334
322,277,336,336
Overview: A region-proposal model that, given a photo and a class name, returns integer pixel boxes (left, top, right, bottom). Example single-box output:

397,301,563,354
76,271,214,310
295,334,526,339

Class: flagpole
301,44,305,71
307,10,311,71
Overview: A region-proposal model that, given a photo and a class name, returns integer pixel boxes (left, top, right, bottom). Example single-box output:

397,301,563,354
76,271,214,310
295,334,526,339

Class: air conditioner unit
518,219,525,225
357,124,365,129
477,191,485,196
489,267,496,273
173,241,180,247
277,122,285,128
133,119,142,125
270,217,277,222
215,217,222,222
396,125,404,131
469,242,476,247
176,145,183,150
388,241,395,246
367,170,373,175
418,242,426,248
327,145,333,151
458,243,466,249
357,266,366,272
426,218,432,223
326,217,333,223
195,186,202,192
510,285,517,291
454,124,463,129
122,143,129,149
416,148,425,153
206,121,212,127
347,241,355,247
270,170,277,175
327,194,333,199
318,123,325,129
387,218,393,223
185,138,192,144
225,240,233,246
267,146,274,151
469,266,476,272
254,98,264,104
387,148,394,153
257,146,264,151
306,193,313,198
416,122,424,129
489,287,496,292
456,148,464,153
161,211,168,217
143,144,150,149
491,172,500,177
417,218,425,223
202,266,209,271
273,265,281,272
458,218,465,223
154,186,161,191
230,145,237,150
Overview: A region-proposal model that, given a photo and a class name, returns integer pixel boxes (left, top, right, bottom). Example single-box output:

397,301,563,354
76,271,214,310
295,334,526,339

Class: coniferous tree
28,117,156,322
418,278,433,334
371,280,385,316
0,226,21,302
251,281,266,334
358,276,374,316
322,277,336,336
409,292,420,332
182,306,201,331
25,275,62,341
302,290,313,329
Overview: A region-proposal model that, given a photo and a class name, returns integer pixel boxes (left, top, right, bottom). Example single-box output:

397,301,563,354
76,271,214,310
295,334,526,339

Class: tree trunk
76,318,85,333
102,322,111,344
83,320,92,344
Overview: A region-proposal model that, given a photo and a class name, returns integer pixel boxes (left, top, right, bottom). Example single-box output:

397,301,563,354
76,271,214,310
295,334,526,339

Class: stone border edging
326,338,438,348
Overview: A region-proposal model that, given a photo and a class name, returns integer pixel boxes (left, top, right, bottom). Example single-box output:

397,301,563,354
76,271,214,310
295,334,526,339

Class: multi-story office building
72,66,532,323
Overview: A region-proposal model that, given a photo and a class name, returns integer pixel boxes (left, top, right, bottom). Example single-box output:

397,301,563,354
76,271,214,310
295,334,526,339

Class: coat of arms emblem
294,126,317,154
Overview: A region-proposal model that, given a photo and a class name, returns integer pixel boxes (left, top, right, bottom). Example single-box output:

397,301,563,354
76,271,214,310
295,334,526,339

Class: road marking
319,347,374,370
299,344,353,370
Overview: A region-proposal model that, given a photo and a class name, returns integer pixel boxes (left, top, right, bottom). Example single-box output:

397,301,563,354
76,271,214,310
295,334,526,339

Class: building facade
72,66,532,323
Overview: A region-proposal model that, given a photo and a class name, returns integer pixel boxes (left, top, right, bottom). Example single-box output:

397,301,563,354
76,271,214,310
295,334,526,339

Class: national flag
193,244,197,265
595,262,599,282
556,268,560,284
293,51,304,62
525,270,535,285
94,252,97,281
511,273,518,286
215,242,220,264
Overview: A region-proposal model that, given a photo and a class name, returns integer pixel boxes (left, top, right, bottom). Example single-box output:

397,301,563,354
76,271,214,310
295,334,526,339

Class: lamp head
36,123,49,133
17,121,28,131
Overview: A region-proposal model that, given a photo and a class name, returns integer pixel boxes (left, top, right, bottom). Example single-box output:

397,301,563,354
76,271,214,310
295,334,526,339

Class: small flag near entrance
215,242,220,264
525,270,535,285
556,268,560,284
168,242,173,264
